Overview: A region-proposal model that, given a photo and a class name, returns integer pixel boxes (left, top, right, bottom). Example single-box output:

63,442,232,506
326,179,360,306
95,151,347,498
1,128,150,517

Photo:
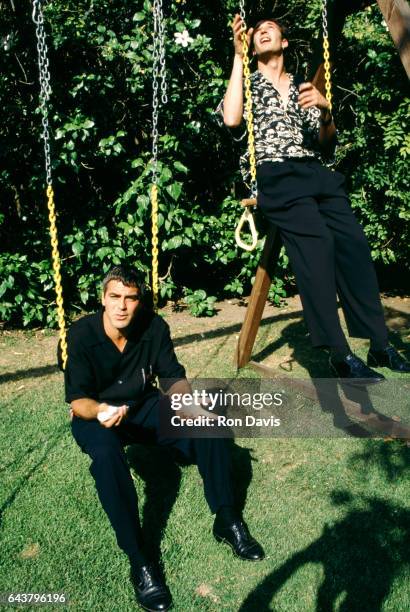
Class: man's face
252,21,287,57
102,280,141,331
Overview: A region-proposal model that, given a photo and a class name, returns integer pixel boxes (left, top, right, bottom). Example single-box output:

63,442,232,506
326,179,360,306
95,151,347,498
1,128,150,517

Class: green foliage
268,278,287,307
336,6,409,267
0,1,408,327
0,254,56,327
183,288,217,317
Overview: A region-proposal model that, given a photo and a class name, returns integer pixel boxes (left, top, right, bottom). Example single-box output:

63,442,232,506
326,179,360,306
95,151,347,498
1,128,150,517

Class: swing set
32,0,409,432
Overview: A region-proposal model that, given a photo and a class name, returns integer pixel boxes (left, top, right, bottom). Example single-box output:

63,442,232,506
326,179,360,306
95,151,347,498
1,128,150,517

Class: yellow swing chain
32,0,68,369
239,3,257,196
321,0,333,112
234,1,258,252
151,0,167,311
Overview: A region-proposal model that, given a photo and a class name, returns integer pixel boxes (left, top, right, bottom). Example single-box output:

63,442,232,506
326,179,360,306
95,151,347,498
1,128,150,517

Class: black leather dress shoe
367,346,410,373
213,516,265,561
131,565,172,612
329,354,385,384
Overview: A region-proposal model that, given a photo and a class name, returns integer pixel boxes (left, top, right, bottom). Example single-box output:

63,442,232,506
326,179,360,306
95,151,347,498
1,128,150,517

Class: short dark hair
251,15,288,42
102,265,153,312
102,265,144,295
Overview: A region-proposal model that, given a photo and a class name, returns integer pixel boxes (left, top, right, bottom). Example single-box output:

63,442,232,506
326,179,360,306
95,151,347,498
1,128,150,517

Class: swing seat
241,198,257,207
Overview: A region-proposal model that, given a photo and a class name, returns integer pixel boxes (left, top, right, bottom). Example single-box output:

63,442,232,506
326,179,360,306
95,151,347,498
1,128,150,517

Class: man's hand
232,13,253,57
178,402,217,421
298,82,330,111
98,403,129,428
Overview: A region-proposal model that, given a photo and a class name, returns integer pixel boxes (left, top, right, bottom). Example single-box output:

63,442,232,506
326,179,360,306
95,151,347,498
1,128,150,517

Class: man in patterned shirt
222,14,410,380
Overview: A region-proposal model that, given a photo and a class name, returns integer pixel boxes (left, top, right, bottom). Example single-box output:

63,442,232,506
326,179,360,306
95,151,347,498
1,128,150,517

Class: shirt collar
92,307,156,346
252,70,296,91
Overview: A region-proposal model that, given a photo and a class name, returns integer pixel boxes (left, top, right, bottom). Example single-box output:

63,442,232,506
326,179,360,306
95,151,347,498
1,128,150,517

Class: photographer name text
171,415,281,428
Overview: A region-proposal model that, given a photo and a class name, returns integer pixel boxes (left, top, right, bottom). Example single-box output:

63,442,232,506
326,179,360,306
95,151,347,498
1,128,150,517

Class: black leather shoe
329,354,385,384
367,345,410,373
213,516,265,561
131,565,172,612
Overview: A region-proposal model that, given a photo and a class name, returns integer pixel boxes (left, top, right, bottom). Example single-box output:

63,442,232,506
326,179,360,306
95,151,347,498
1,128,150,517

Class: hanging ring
235,206,258,252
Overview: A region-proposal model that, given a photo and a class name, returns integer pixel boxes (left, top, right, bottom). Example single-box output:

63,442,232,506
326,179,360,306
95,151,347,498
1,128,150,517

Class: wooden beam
377,0,410,77
235,225,282,369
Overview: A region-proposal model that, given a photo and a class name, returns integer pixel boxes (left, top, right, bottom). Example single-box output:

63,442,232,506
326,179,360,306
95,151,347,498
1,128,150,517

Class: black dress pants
71,392,234,558
257,159,388,348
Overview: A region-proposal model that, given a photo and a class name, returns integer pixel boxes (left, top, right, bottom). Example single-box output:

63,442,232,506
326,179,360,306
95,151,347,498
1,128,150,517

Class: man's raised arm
223,14,253,127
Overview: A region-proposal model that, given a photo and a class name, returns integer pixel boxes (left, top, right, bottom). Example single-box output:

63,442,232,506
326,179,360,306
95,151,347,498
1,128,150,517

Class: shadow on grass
0,424,67,529
383,306,410,337
0,433,66,475
239,491,410,611
348,439,410,483
172,309,303,349
126,440,254,565
0,364,59,384
253,319,409,437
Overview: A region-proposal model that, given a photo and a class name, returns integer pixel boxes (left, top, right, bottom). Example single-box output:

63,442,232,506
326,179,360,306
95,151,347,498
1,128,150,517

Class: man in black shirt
65,265,264,612
222,14,410,380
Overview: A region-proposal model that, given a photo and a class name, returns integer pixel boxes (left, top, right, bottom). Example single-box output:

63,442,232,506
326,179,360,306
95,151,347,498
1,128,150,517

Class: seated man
221,14,410,381
64,265,264,612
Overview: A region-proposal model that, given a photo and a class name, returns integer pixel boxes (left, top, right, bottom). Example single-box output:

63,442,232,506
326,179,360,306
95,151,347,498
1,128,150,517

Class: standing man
64,265,264,612
221,14,410,380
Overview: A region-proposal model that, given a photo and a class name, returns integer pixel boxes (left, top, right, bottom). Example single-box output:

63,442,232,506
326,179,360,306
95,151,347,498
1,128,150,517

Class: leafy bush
268,279,287,307
183,289,217,317
0,254,56,327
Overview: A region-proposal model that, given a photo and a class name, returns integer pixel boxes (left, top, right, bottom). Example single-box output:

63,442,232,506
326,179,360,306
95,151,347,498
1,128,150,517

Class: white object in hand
97,404,121,423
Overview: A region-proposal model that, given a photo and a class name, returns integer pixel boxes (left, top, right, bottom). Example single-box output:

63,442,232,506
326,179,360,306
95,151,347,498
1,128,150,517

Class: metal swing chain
32,0,68,368
239,0,257,198
151,0,167,311
233,1,258,252
321,0,333,113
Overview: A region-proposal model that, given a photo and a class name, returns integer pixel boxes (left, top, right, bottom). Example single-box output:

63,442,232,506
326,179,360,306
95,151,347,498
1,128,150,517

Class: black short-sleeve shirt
64,308,186,406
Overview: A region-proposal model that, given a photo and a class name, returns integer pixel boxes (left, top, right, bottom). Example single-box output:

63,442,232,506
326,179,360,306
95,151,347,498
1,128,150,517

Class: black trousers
257,159,388,348
71,393,234,558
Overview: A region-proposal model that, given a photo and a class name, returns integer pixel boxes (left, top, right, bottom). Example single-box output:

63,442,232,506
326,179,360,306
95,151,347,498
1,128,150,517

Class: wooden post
235,225,282,369
377,0,410,77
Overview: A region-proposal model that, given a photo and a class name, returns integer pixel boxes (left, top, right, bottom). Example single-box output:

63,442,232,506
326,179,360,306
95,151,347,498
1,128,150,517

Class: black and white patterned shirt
217,71,323,187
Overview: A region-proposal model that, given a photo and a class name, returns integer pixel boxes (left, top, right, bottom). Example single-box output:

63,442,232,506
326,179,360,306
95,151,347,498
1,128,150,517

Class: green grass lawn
1,301,409,611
